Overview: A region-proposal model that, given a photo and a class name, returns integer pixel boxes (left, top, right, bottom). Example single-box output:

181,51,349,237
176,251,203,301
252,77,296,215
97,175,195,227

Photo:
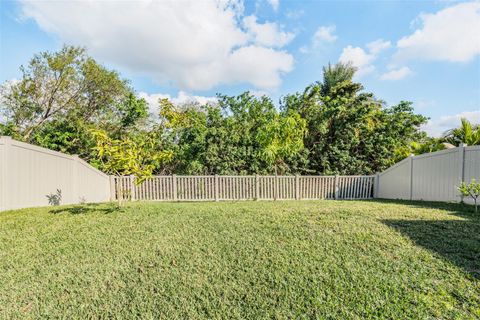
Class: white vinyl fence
0,136,111,211
3,135,477,211
376,144,480,204
112,175,375,201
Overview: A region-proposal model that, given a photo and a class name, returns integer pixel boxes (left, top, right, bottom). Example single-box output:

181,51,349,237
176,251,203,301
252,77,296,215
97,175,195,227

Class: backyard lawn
0,200,479,319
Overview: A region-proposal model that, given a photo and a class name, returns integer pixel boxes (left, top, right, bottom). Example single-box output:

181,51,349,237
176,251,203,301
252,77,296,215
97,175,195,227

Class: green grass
0,200,479,319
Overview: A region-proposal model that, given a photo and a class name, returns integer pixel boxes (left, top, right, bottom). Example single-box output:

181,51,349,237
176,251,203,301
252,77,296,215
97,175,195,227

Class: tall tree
0,45,148,158
283,63,427,174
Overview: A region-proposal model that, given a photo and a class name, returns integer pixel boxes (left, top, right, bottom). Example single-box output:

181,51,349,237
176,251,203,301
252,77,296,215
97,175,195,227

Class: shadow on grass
379,200,480,279
373,198,475,216
50,203,119,215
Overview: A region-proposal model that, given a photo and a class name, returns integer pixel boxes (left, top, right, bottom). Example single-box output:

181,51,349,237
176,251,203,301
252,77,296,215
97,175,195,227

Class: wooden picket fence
111,175,375,202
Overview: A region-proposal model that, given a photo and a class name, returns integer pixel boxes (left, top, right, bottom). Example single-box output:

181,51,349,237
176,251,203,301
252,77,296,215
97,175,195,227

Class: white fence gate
112,175,375,202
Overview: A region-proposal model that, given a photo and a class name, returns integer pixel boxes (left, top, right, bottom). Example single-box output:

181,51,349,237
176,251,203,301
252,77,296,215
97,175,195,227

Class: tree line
1,46,478,178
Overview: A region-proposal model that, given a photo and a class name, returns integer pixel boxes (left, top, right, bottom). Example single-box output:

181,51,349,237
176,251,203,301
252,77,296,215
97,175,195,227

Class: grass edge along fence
111,175,375,202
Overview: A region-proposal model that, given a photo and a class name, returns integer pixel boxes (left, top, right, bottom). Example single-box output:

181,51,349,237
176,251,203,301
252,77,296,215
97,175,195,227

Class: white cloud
243,15,294,48
313,26,337,45
267,0,279,11
226,45,293,88
366,39,391,55
379,66,412,80
339,46,375,77
19,0,294,91
139,91,218,116
421,111,480,137
396,2,480,62
339,39,395,78
300,25,337,54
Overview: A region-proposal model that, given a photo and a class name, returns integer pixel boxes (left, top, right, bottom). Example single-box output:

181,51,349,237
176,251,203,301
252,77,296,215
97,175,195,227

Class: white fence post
172,174,177,201
129,175,135,201
255,174,259,200
295,174,300,200
214,174,219,202
0,136,11,211
458,143,466,203
409,154,414,201
374,173,379,198
109,176,116,201
274,174,278,201
334,175,339,200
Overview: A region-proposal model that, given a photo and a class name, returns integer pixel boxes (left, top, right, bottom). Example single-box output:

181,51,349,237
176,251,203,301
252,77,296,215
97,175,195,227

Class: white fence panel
377,157,411,200
0,137,110,211
76,158,111,203
300,176,336,199
114,174,374,202
377,145,480,203
464,146,480,182
463,146,480,205
339,176,374,200
412,148,460,202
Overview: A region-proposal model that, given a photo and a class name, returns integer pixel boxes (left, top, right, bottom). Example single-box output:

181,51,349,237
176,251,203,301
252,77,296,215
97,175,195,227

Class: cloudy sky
1,0,479,136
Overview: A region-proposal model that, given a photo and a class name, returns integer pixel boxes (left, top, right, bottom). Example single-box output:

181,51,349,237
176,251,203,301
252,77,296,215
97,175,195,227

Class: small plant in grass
458,178,480,213
46,189,62,206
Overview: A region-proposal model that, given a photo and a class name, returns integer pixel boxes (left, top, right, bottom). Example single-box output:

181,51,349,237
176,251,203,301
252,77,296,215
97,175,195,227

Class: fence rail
112,175,375,202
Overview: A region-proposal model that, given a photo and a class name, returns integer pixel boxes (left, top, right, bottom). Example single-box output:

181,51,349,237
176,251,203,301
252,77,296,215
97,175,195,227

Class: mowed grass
0,200,479,319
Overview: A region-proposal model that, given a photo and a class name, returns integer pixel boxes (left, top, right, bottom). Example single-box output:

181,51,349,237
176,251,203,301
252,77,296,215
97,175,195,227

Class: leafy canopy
2,46,476,177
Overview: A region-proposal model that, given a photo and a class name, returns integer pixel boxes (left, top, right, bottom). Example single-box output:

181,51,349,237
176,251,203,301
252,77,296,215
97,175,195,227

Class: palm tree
320,62,361,97
443,118,480,146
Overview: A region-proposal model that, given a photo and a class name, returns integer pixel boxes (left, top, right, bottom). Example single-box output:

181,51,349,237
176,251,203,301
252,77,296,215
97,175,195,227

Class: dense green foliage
159,94,307,174
282,63,428,174
1,46,477,175
0,46,150,162
90,129,172,181
0,200,478,318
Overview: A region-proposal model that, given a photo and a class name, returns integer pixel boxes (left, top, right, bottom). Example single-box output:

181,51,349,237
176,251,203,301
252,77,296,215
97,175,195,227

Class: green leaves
0,45,143,155
257,111,306,174
283,65,428,175
90,129,172,183
159,92,308,175
444,118,480,146
458,179,480,212
2,48,475,178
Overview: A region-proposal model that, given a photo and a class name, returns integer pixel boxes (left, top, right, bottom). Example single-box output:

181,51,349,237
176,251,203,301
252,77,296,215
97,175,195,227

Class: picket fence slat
112,175,374,202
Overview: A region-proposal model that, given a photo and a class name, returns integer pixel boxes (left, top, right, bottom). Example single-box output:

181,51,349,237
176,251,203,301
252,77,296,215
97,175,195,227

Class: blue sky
1,0,479,136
